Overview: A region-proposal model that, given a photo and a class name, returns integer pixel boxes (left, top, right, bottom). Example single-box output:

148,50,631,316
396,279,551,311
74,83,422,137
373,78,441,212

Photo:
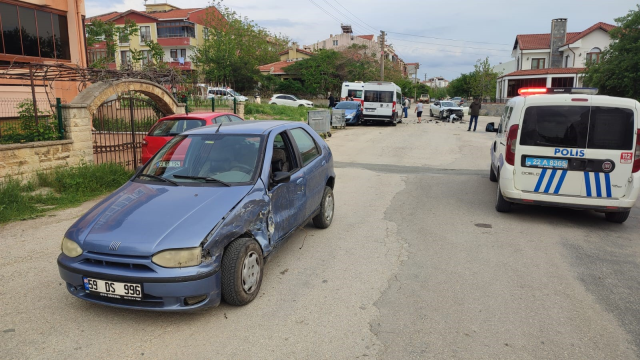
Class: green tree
283,49,345,96
470,57,499,100
192,1,290,92
448,72,475,98
583,5,640,100
86,19,140,69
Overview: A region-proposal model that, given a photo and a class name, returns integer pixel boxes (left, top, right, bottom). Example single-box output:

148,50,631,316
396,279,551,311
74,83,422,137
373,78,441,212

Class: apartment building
85,3,222,71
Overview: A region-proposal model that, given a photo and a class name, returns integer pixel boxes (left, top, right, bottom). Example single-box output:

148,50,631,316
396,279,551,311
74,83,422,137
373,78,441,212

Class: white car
206,87,248,102
269,94,314,108
430,100,464,121
488,87,640,223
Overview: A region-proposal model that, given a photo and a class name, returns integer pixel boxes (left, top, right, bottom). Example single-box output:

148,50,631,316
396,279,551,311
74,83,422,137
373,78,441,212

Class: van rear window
364,90,393,103
519,106,590,148
347,89,363,98
149,119,206,136
587,107,634,150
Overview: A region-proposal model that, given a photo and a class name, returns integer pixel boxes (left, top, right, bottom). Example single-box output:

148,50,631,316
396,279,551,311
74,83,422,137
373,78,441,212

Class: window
516,56,520,70
276,95,287,100
120,50,130,65
169,49,186,60
271,132,297,174
507,78,546,97
170,49,177,59
364,90,393,103
520,106,590,148
180,49,186,58
141,50,152,65
587,107,634,150
290,128,320,166
551,77,574,88
332,39,338,46
149,119,206,136
586,47,601,64
228,115,244,122
140,26,151,43
157,21,195,38
347,89,362,99
119,32,129,44
214,116,230,123
564,55,570,68
498,106,513,134
0,3,70,60
531,58,545,69
203,27,209,39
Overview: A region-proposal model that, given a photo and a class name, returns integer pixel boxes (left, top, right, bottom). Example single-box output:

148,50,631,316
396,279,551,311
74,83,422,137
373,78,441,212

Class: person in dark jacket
328,93,336,108
468,98,481,131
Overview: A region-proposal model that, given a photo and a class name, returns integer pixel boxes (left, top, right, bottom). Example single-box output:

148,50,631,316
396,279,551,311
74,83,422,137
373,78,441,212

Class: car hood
67,181,253,256
442,106,463,110
344,109,357,116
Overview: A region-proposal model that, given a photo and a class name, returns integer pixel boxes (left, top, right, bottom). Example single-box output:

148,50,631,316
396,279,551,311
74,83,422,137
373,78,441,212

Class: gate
92,93,166,170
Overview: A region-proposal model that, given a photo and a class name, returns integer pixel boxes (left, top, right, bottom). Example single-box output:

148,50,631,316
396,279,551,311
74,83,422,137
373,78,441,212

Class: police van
362,81,402,126
487,87,640,223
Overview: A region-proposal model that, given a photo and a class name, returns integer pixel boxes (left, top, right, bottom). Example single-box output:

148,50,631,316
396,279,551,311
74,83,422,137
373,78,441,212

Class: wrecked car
430,101,465,121
57,121,336,310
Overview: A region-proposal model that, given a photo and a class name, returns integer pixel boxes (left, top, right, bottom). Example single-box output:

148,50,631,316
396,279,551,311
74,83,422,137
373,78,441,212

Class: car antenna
215,122,222,133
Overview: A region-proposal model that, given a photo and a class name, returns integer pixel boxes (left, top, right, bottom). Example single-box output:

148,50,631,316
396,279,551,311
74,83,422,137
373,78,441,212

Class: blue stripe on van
543,169,557,193
594,172,602,197
534,169,547,192
584,172,592,197
604,173,612,198
553,170,567,194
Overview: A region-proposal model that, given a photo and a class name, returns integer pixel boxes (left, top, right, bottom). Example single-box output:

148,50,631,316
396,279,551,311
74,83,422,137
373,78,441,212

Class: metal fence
180,96,237,114
0,98,65,144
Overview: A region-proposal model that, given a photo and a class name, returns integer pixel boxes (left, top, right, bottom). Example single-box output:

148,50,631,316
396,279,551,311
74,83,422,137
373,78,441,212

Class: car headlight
61,237,83,257
152,247,202,268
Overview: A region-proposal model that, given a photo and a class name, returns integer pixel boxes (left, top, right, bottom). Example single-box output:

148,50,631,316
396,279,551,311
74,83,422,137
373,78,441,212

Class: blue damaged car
334,101,362,125
58,121,336,310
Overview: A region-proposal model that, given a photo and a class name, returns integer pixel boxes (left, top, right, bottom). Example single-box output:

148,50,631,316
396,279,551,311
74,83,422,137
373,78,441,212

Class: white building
424,76,449,88
496,19,615,101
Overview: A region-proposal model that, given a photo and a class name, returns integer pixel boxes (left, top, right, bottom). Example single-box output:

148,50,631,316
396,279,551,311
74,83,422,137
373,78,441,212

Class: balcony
166,60,192,71
157,37,193,46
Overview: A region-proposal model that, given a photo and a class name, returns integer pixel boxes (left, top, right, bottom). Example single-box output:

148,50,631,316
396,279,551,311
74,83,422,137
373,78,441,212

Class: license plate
157,160,181,167
365,108,376,112
83,277,142,300
525,157,568,169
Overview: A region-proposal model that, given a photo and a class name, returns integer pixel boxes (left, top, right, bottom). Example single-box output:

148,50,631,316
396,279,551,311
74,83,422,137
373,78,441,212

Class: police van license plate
83,277,142,300
365,108,376,112
525,157,568,169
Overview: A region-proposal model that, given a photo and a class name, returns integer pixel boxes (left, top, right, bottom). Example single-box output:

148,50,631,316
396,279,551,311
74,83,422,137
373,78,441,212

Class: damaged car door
268,131,307,243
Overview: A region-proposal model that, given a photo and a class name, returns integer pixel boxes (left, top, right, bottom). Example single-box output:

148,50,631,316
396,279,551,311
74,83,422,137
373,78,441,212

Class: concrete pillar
237,103,245,119
61,104,94,164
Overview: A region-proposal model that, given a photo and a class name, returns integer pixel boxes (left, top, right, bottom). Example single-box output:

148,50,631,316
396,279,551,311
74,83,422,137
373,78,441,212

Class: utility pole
379,30,385,81
414,63,419,100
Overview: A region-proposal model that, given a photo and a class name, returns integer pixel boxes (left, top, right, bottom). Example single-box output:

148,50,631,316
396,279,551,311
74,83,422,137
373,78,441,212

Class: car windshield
140,133,264,185
335,102,359,110
441,102,455,107
149,119,206,136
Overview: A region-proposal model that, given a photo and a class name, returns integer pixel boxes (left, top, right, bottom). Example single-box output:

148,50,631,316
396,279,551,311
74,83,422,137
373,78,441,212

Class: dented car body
57,121,336,311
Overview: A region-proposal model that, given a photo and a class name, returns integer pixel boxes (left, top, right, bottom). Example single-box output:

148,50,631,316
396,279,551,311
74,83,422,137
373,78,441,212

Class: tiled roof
357,35,374,41
151,9,200,19
499,67,586,78
515,22,616,50
85,12,121,23
278,48,315,57
258,60,301,74
85,7,218,25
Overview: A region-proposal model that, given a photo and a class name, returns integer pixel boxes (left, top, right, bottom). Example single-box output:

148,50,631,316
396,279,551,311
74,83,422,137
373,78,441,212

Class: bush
244,103,312,121
0,100,60,144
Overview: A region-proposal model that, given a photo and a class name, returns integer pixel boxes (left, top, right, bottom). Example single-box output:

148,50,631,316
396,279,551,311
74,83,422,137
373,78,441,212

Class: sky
85,0,636,81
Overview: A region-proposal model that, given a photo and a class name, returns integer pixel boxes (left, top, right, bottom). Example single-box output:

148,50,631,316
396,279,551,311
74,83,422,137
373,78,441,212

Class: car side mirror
272,171,291,184
486,122,498,133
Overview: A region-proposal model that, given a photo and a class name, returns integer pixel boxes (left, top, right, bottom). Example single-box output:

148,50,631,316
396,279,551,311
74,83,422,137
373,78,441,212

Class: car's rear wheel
313,186,334,229
489,164,497,182
605,211,630,224
495,181,512,213
221,237,263,306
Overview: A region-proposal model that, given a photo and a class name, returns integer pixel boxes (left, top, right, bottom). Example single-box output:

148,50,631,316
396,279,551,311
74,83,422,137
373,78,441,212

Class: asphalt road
1,111,639,359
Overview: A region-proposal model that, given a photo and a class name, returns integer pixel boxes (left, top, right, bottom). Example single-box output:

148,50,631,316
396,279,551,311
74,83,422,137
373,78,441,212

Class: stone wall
0,104,93,182
475,103,506,117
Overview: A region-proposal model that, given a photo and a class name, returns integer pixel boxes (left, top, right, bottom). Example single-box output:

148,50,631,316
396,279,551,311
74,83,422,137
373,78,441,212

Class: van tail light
392,101,396,112
505,124,519,166
633,129,640,173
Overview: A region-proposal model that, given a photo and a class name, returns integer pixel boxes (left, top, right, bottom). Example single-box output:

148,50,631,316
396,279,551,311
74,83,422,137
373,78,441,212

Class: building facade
85,3,220,71
257,44,313,80
424,77,449,88
496,19,615,100
0,0,87,102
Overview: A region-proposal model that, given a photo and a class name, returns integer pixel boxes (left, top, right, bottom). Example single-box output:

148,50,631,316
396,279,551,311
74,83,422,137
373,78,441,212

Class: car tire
605,211,630,224
298,104,304,107
313,186,334,229
489,164,497,182
429,110,434,117
221,237,264,306
440,111,445,120
495,181,512,213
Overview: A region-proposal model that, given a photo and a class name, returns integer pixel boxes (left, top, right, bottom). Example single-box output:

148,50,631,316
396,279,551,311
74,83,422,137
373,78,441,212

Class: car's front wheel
313,186,334,229
221,237,264,306
605,211,630,223
429,110,434,117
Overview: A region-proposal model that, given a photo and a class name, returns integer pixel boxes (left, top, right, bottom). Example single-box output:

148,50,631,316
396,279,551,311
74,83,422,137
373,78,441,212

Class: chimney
550,18,567,68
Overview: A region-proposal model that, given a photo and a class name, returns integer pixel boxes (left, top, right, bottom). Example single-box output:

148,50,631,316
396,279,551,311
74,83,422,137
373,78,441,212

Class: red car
141,112,244,164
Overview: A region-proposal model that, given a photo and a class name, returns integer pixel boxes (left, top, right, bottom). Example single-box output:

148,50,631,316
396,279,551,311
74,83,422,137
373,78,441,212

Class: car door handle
322,160,326,166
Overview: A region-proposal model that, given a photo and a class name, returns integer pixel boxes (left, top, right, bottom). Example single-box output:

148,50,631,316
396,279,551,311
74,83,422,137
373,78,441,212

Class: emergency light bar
518,87,599,96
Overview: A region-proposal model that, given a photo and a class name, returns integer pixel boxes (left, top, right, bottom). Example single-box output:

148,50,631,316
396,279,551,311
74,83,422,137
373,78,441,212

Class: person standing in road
468,98,481,131
328,93,336,108
414,100,424,123
403,97,410,118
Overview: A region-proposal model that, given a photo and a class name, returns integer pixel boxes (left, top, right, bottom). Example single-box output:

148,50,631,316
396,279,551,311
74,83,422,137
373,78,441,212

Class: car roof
184,120,302,135
511,94,640,107
158,112,237,121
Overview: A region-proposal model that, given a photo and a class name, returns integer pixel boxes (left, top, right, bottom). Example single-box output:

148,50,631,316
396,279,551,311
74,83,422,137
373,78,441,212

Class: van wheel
489,164,497,182
495,182,512,213
605,211,630,224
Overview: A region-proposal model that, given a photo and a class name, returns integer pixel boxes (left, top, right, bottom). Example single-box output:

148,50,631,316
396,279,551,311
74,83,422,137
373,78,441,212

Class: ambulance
488,87,640,223
340,81,365,103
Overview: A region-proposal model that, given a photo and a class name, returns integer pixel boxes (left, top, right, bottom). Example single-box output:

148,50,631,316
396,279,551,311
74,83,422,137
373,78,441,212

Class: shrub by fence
0,99,65,144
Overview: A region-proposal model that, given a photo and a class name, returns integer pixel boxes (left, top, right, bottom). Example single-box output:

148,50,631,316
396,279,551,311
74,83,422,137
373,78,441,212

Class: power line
387,37,507,52
389,42,511,58
386,31,509,46
330,0,379,33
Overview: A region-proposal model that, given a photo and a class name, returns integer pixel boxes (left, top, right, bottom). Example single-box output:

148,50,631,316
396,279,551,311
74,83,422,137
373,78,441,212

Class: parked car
57,121,336,310
334,101,362,125
141,112,244,164
269,94,314,108
206,87,248,102
430,100,464,121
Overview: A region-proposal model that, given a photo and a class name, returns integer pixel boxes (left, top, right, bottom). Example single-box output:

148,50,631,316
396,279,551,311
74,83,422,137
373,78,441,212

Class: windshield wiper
172,175,231,187
136,173,179,186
